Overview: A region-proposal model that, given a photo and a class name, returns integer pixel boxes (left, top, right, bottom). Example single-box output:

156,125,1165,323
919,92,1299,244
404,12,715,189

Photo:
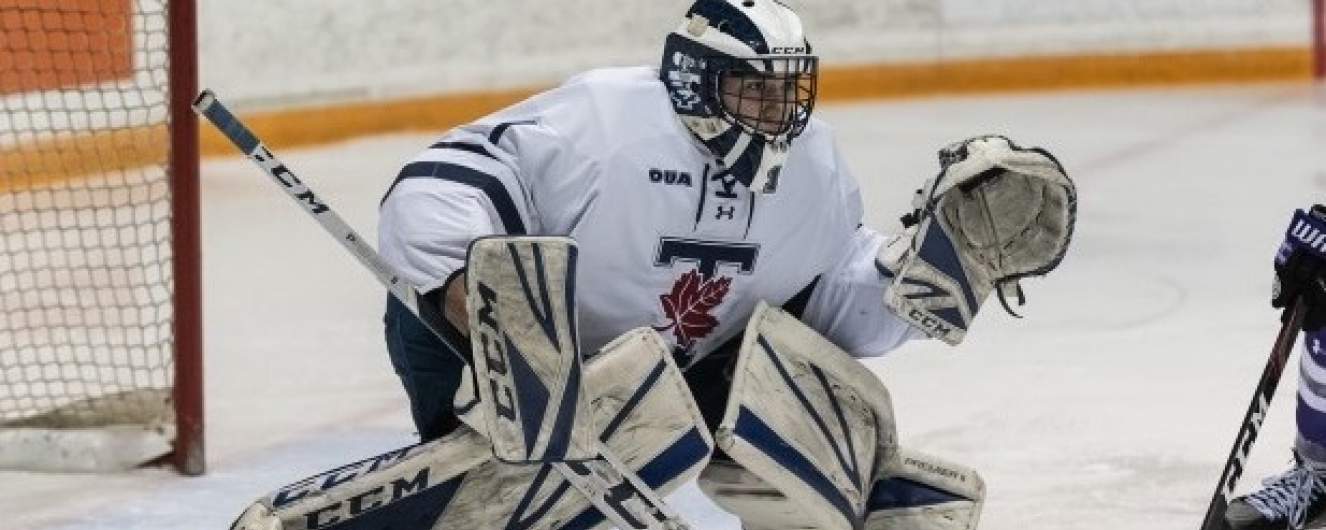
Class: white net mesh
0,0,176,437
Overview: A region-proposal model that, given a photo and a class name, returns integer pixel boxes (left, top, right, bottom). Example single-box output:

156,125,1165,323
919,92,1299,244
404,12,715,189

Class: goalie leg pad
464,236,598,463
880,135,1076,345
230,427,492,530
234,328,711,530
697,457,823,530
705,302,899,530
866,448,985,530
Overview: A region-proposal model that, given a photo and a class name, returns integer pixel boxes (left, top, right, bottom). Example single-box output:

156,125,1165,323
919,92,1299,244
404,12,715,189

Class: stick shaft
1199,301,1307,530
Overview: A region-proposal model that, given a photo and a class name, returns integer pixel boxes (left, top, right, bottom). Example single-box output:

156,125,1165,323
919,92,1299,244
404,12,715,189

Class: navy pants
383,295,469,441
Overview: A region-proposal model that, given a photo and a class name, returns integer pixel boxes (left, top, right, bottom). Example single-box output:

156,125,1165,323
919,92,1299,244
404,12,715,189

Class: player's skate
1226,454,1326,530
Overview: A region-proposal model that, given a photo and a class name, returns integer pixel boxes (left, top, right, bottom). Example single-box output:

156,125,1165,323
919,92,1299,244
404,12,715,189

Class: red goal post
0,0,202,475
1315,0,1325,79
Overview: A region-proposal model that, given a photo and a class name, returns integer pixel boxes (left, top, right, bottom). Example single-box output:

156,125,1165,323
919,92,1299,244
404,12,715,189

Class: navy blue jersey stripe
383,161,527,235
489,120,538,145
429,141,498,161
692,163,711,230
744,188,757,238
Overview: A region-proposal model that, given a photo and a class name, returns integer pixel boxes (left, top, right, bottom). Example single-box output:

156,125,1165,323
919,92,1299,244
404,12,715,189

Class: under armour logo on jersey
648,168,693,187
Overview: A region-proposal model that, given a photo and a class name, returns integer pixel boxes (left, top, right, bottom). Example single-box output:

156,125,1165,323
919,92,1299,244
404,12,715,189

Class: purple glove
1273,205,1326,331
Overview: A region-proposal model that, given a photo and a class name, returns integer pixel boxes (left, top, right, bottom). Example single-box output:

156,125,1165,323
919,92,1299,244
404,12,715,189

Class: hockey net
0,0,201,474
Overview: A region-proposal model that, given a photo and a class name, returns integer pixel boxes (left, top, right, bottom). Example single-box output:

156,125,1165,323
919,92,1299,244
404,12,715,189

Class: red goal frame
169,0,204,476
1315,0,1325,78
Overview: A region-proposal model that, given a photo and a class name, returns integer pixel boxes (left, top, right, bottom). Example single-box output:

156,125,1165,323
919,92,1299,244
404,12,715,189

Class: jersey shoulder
524,66,679,150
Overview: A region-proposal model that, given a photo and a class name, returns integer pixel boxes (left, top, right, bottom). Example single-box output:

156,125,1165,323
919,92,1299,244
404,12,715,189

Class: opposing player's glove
878,135,1076,345
1273,206,1326,331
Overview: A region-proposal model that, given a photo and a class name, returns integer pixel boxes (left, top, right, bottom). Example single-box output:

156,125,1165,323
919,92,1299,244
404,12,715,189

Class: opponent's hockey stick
193,89,691,530
1199,299,1307,530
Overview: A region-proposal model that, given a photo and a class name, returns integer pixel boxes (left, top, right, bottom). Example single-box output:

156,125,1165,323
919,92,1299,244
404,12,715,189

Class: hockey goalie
226,0,1076,528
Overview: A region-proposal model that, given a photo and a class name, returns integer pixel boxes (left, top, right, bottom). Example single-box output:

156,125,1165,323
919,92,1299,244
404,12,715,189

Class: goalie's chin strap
897,207,1028,319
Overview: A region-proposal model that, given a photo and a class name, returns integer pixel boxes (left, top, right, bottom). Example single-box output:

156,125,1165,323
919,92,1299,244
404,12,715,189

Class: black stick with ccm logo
1199,299,1306,530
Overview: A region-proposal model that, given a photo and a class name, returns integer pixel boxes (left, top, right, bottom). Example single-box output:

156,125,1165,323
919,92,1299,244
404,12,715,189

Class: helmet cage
708,55,818,141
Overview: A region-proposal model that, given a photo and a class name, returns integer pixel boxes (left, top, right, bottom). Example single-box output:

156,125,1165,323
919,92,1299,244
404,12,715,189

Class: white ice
5,82,1326,529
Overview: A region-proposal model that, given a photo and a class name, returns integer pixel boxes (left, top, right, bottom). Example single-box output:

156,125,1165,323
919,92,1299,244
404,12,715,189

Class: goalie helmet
660,0,818,194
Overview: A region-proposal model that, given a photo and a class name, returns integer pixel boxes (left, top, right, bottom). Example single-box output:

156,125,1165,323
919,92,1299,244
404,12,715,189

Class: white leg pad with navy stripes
231,328,710,530
865,448,985,530
706,301,900,530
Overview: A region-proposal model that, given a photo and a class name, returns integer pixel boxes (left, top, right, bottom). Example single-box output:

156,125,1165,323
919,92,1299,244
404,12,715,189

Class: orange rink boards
0,41,1317,192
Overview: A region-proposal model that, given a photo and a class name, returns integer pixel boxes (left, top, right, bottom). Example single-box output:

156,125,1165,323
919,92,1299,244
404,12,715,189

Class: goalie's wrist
440,268,469,334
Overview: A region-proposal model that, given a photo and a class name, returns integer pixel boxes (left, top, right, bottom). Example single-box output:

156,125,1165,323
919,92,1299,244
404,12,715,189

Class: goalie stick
1199,299,1307,530
193,89,692,530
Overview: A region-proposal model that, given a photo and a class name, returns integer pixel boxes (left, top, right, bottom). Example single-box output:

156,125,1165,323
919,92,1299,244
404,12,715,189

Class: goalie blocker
462,236,598,463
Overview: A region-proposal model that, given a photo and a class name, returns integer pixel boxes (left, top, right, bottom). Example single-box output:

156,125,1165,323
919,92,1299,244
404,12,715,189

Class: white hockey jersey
378,66,919,367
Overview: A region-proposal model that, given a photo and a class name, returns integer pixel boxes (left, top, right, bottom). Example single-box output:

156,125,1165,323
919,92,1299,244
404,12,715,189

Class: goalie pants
383,295,470,441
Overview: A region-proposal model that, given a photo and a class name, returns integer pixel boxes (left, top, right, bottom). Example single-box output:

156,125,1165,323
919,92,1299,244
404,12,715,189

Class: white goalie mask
660,0,818,194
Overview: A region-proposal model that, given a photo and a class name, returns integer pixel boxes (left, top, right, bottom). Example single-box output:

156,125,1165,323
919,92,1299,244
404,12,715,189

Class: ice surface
4,82,1326,529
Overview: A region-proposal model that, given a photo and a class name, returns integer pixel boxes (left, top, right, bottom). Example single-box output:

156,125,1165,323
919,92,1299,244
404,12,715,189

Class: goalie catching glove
878,135,1076,345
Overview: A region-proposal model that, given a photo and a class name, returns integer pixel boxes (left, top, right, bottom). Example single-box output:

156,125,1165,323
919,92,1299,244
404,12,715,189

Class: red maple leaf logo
654,270,732,350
